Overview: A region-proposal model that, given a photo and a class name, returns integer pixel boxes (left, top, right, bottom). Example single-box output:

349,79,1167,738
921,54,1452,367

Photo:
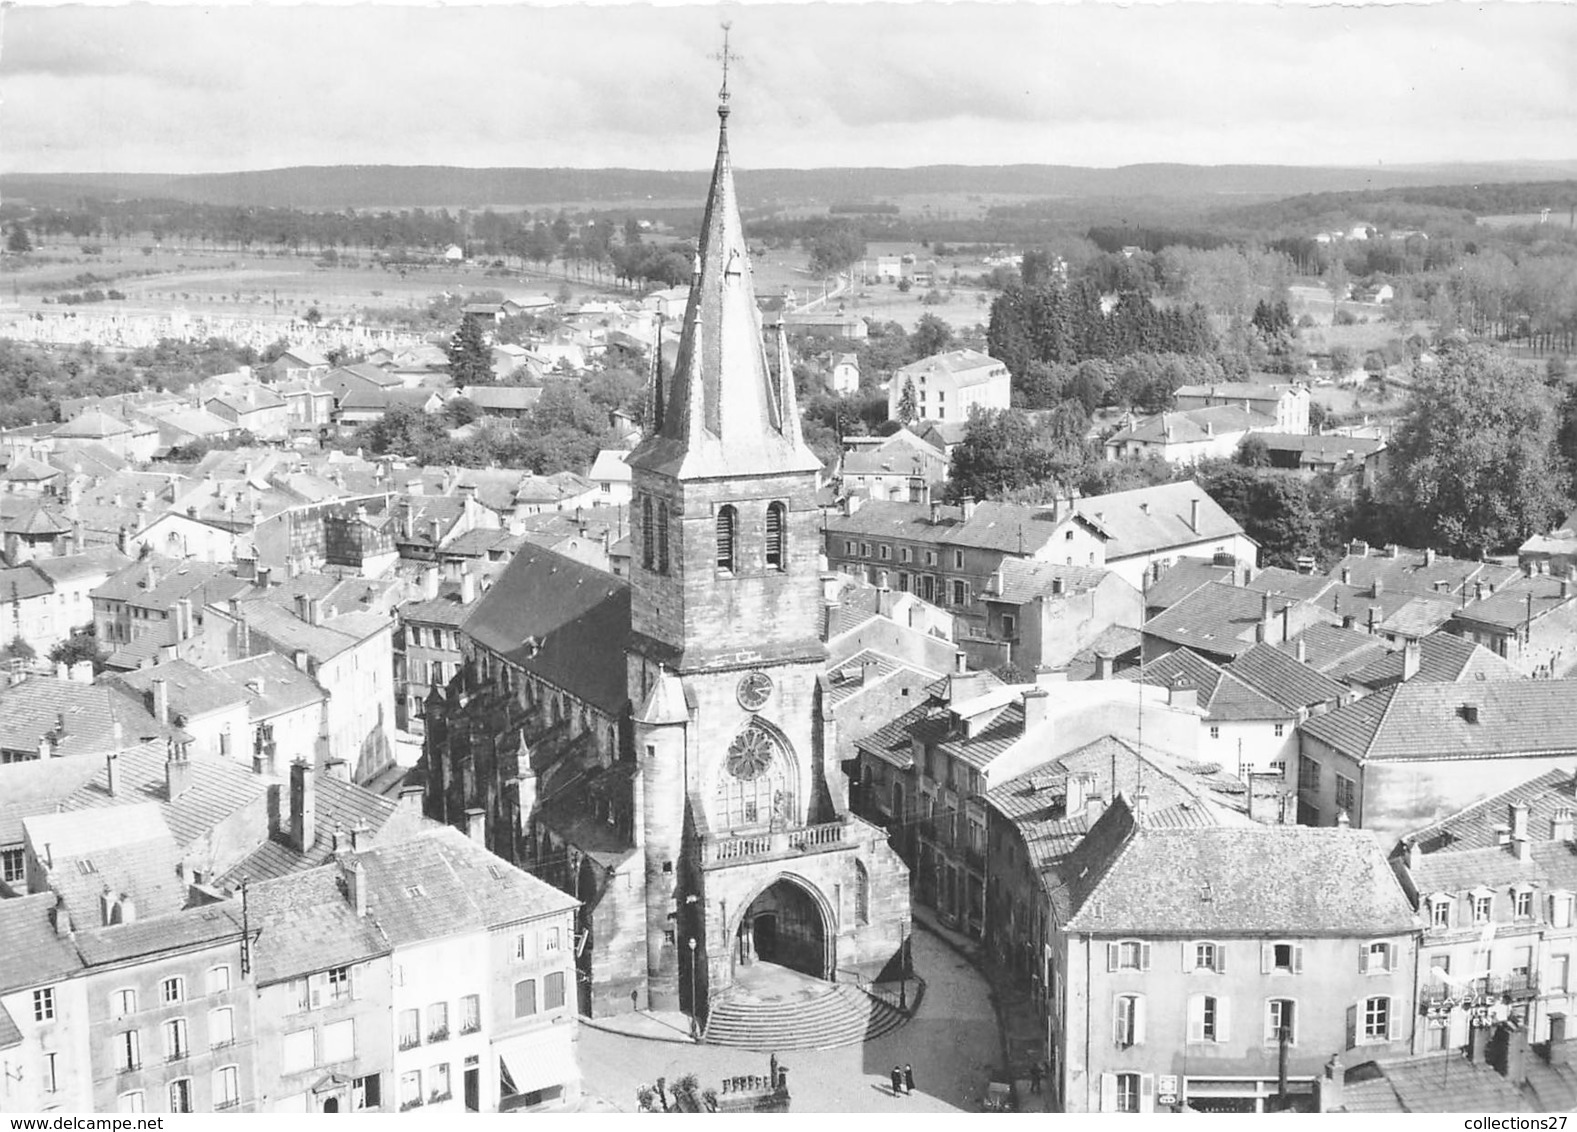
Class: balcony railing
399,1098,423,1112
215,1098,240,1111
1420,972,1541,1009
459,1021,481,1037
704,819,849,865
398,1035,421,1051
427,1027,449,1044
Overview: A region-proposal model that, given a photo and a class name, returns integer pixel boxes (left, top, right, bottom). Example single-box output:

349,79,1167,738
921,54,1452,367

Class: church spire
627,32,822,482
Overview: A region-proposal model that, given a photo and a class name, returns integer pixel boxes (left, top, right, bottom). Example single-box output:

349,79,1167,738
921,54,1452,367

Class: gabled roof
0,893,82,992
25,803,187,924
895,348,1005,385
824,499,1083,555
1301,680,1577,762
56,745,268,848
1405,766,1577,855
0,564,54,602
53,409,132,439
92,556,237,609
1453,573,1576,631
210,653,327,721
1122,647,1289,722
463,544,631,715
1144,581,1340,659
1225,642,1346,711
1074,480,1247,561
1347,632,1522,690
1106,405,1273,445
1275,623,1390,680
1049,794,1415,934
1336,1051,1534,1113
1327,545,1515,603
989,559,1112,605
29,546,133,585
1143,558,1236,611
0,678,184,758
74,902,246,967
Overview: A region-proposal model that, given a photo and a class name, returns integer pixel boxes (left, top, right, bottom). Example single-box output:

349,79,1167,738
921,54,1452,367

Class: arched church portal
732,875,833,981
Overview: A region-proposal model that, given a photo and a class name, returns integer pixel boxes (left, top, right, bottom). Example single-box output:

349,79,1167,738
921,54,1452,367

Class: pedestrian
891,1066,904,1097
1030,1061,1043,1095
904,1064,915,1096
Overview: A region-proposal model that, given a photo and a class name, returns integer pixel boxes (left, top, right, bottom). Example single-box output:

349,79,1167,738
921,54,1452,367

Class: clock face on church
736,671,774,711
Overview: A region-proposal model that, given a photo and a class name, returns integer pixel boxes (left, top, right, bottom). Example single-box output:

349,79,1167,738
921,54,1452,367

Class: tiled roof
1241,566,1336,604
1051,795,1416,934
825,499,1075,556
400,586,475,627
92,556,237,609
0,893,82,991
26,804,187,924
1337,1052,1535,1113
1327,546,1516,603
54,409,132,438
4,501,72,536
990,559,1111,605
209,653,325,721
74,902,246,967
984,736,1202,831
1122,647,1289,722
1107,405,1274,445
247,862,390,984
1377,595,1461,639
0,678,183,758
1144,581,1340,658
463,545,631,714
236,600,368,663
57,745,268,848
0,756,102,847
895,348,1004,385
1252,432,1383,460
1143,558,1236,611
1454,573,1576,631
1225,642,1346,711
1302,680,1577,762
1403,839,1577,897
111,659,249,719
1076,480,1246,561
824,650,924,708
1276,623,1390,679
1405,767,1576,855
1348,632,1522,690
28,546,133,584
0,565,53,602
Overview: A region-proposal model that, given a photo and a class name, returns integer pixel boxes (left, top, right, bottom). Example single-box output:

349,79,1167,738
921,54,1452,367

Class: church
422,81,911,1021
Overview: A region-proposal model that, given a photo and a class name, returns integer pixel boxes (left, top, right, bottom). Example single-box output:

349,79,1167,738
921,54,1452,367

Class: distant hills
7,160,1577,213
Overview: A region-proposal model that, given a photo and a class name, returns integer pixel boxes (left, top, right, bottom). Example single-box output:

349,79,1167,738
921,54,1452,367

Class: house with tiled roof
1144,580,1342,665
107,659,252,763
1324,1028,1570,1112
887,348,1010,425
0,893,92,1110
1225,641,1348,715
1446,566,1577,679
1346,631,1522,694
265,346,331,384
209,652,328,772
1296,680,1577,844
1104,404,1277,464
22,803,188,926
0,675,185,763
1276,622,1391,682
1072,481,1257,590
1141,555,1240,618
203,384,289,439
838,428,948,504
1045,794,1417,1113
1327,541,1517,606
91,556,245,656
1121,646,1297,777
1174,381,1311,434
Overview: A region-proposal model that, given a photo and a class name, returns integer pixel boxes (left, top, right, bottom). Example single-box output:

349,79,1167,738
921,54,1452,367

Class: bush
1333,309,1357,326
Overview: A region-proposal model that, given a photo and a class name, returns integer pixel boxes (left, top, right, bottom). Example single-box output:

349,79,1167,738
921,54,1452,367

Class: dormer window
1429,897,1451,929
1362,940,1395,974
1514,887,1534,919
1472,891,1493,923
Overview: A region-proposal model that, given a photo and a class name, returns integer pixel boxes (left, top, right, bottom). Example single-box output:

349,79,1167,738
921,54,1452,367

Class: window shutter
1216,997,1231,1043
1133,996,1146,1045
1139,1074,1155,1114
1345,1004,1358,1050
1107,943,1120,972
1216,944,1227,974
1264,1001,1277,1043
1113,1002,1125,1047
1182,940,1192,970
1099,1073,1117,1113
1261,944,1273,974
1293,945,1304,974
309,973,325,1009
1140,942,1152,971
1386,998,1401,1042
349,963,364,1001
1187,995,1203,1042
1359,944,1370,974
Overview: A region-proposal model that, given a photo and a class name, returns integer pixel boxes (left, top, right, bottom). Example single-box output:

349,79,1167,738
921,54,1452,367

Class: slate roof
825,499,1081,556
1106,405,1274,445
0,756,102,848
1049,794,1416,934
1347,632,1522,690
236,601,374,663
56,745,268,848
210,653,326,720
0,893,82,992
1328,546,1516,603
111,659,249,719
28,546,133,584
462,544,631,715
217,774,416,887
1241,566,1336,604
1121,647,1289,722
247,862,389,984
2,456,61,483
4,501,72,536
0,564,53,602
92,556,238,610
0,1005,19,1050
895,348,1004,386
1336,1052,1535,1113
1225,642,1346,711
1074,480,1247,561
400,586,475,628
25,804,187,924
1301,680,1577,762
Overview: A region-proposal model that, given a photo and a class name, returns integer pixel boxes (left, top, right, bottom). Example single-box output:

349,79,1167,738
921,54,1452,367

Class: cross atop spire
714,21,736,121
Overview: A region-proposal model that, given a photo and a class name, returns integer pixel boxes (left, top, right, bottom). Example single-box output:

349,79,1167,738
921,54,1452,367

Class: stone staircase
702,982,909,1051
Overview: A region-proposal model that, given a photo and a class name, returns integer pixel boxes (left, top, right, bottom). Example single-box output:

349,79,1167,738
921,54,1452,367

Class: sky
3,1,1576,175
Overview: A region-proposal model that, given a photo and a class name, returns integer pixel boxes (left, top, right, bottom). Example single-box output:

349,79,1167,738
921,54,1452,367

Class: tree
446,313,494,387
6,224,32,254
303,306,322,325
1195,462,1321,569
1384,342,1568,557
443,396,479,426
948,405,1087,502
1236,436,1272,467
806,224,865,278
49,626,107,674
897,378,919,426
911,314,954,361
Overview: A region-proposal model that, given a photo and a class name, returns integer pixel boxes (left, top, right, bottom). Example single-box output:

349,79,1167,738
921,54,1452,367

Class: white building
888,349,1011,425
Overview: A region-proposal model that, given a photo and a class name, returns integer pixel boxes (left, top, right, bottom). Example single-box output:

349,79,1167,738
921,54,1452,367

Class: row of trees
986,280,1217,379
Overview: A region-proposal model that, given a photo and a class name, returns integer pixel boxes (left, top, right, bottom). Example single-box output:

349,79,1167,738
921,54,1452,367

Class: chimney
55,660,69,681
1384,544,1399,559
955,651,968,675
1401,638,1421,681
1189,498,1200,533
1348,540,1369,558
1340,566,1352,585
51,894,72,938
1366,606,1380,634
295,593,309,622
165,744,191,802
1490,1021,1530,1084
1370,578,1384,598
1065,772,1087,815
1051,576,1065,597
1512,802,1531,862
424,566,440,601
1280,602,1291,643
465,807,486,844
1336,809,1351,828
1317,1055,1344,1114
116,893,136,924
290,760,317,853
1424,547,1436,567
1462,703,1481,724
405,478,423,497
175,597,193,641
151,676,170,724
1022,688,1050,732
343,858,367,917
930,501,943,526
1085,793,1105,825
325,757,350,784
1295,637,1308,664
106,747,121,798
257,565,272,589
963,497,977,521
1470,1022,1493,1064
461,569,477,605
348,823,369,851
308,598,323,627
1132,786,1149,822
1095,653,1113,681
1407,838,1422,873
1168,678,1198,712
1552,1015,1569,1045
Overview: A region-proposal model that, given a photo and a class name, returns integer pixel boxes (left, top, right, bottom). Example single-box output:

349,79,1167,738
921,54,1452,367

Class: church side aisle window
765,502,786,570
641,497,654,570
716,505,738,573
657,502,671,573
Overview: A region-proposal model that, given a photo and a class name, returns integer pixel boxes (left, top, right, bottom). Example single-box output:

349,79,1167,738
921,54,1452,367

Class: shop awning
497,1030,578,1097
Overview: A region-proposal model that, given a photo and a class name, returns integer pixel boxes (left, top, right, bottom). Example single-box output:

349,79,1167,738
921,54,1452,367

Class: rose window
726,725,775,781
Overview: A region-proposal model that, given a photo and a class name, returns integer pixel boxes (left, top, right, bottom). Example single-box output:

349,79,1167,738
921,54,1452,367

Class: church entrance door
737,877,830,980
752,913,779,961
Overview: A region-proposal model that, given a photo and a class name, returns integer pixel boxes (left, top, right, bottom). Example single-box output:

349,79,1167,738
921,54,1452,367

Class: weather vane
713,21,737,108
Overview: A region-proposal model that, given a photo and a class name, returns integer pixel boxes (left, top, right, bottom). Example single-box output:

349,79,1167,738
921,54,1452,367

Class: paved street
576,926,1002,1113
